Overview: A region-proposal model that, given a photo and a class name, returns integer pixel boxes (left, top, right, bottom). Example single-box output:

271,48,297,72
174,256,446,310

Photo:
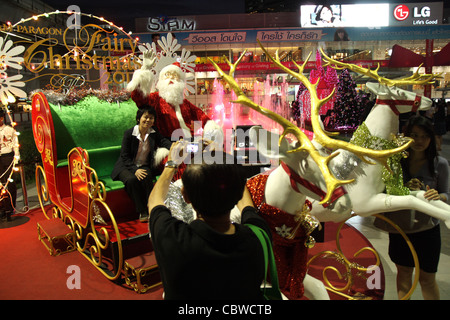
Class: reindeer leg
303,274,330,300
309,199,352,223
353,193,450,228
411,190,450,225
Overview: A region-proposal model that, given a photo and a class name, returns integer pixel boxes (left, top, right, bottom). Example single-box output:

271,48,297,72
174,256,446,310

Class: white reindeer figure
306,52,450,228
209,44,411,300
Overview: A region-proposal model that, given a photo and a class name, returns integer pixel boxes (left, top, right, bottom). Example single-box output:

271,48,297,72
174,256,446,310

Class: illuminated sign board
300,4,390,28
147,17,196,32
1,11,141,92
389,2,443,26
300,2,443,28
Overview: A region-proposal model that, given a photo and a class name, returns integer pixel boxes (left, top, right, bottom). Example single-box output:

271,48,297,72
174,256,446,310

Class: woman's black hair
334,28,349,41
402,114,437,178
316,5,335,23
136,104,157,124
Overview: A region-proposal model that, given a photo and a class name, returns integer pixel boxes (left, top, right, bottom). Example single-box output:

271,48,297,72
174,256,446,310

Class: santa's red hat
159,62,186,81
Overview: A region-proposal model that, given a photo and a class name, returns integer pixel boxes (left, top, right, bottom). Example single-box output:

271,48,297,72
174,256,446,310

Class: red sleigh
31,92,156,285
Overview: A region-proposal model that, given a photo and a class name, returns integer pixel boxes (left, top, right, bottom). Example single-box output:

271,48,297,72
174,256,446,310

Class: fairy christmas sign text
2,9,141,94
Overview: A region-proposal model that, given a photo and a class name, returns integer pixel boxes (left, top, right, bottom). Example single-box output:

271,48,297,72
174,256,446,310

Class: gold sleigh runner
307,214,419,300
35,145,124,281
32,91,144,283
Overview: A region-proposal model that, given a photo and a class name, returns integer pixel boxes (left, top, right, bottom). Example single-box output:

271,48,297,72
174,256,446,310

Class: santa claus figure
127,50,212,140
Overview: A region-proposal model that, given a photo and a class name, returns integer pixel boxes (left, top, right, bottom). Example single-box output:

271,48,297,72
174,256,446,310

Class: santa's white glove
142,50,157,70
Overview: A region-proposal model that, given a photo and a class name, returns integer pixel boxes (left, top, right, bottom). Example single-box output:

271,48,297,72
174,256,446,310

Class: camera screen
186,143,199,153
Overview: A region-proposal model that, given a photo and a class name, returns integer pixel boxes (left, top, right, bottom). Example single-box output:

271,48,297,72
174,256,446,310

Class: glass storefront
180,36,450,111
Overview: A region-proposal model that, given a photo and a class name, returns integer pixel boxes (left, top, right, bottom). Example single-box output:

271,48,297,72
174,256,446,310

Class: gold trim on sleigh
35,149,124,281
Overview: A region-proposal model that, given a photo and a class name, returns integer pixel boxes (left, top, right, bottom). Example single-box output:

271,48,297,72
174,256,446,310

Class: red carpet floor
1,207,383,300
0,208,164,300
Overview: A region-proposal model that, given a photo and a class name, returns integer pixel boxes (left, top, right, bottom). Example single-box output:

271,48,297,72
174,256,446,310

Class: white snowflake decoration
369,137,384,150
138,33,197,96
0,37,26,105
275,224,293,238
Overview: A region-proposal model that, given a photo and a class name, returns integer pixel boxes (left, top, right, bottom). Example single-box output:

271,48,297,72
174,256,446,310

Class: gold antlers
254,41,413,161
209,50,353,204
208,41,412,204
320,48,439,87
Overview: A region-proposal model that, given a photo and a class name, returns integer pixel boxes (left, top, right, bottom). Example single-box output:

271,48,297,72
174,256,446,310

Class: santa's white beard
157,78,185,106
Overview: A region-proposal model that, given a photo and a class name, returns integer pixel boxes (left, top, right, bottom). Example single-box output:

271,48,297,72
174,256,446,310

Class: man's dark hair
181,151,247,217
136,104,157,124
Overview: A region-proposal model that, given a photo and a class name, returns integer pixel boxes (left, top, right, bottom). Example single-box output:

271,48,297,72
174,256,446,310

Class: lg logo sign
394,4,409,21
394,4,431,21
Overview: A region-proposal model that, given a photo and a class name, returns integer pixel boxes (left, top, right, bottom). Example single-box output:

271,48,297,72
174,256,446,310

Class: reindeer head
249,125,351,213
208,42,414,204
365,82,432,114
321,49,438,115
249,125,318,190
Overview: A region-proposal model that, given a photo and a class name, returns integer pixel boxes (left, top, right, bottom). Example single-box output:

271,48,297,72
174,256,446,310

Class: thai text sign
184,32,247,44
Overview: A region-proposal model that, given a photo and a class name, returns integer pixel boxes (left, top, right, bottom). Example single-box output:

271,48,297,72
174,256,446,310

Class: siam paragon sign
22,25,140,83
0,7,143,103
147,16,196,32
0,8,198,105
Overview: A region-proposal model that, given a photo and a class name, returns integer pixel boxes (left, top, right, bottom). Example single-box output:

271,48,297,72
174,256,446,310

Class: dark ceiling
42,0,449,33
42,0,246,32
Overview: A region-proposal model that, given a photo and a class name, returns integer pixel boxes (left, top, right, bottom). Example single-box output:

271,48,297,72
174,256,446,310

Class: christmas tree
325,69,369,131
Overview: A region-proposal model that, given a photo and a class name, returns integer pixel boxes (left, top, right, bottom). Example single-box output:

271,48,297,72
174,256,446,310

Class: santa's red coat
131,89,210,138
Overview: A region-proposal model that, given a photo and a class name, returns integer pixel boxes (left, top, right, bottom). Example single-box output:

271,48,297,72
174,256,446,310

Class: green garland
350,122,410,196
30,88,131,106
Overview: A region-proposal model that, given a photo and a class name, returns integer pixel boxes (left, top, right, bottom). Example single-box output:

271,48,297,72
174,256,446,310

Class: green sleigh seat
32,92,154,281
57,146,125,192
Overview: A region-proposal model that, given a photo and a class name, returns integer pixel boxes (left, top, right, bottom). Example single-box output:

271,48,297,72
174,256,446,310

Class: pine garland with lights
30,87,131,106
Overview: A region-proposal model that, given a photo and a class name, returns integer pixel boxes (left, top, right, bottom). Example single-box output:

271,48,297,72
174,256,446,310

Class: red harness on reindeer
280,161,347,207
375,94,421,115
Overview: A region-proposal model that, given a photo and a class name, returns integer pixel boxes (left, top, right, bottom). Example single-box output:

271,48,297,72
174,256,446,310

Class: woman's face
139,111,155,131
409,125,431,152
320,7,333,22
